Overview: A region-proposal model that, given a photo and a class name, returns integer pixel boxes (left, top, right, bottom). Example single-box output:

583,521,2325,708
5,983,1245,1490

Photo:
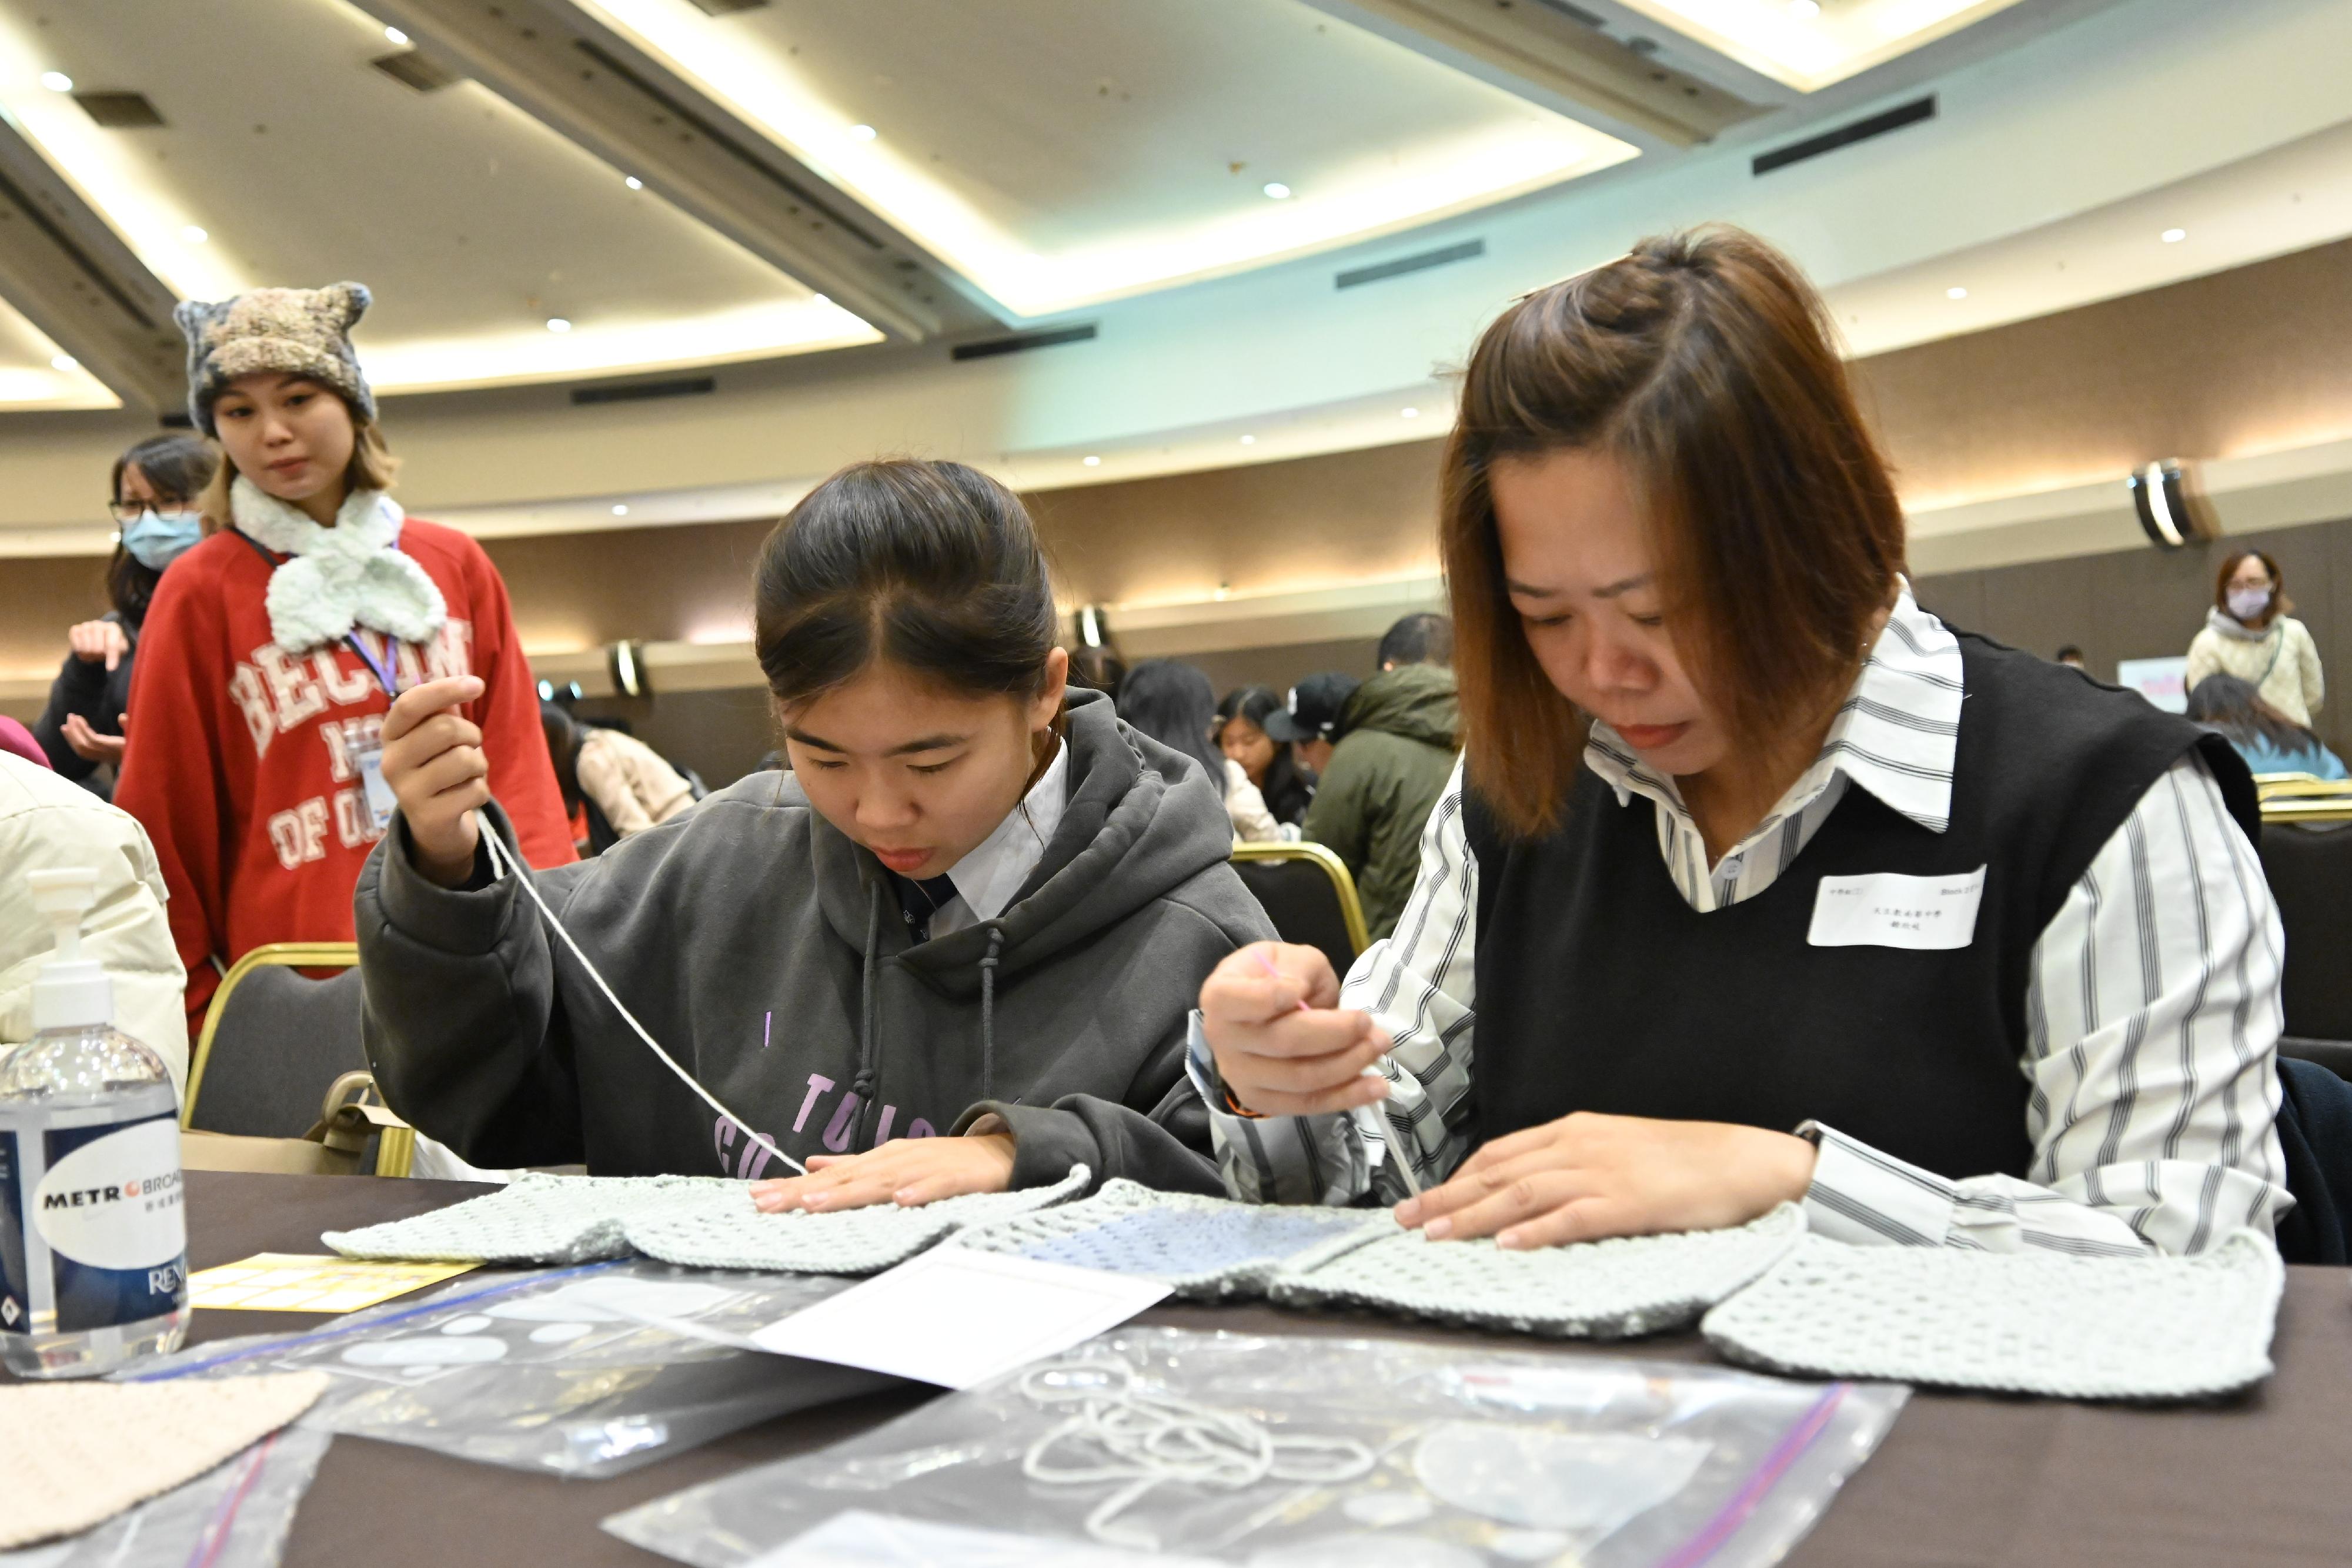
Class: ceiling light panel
1608,0,2032,92
0,289,118,410
0,1,876,396
572,0,1638,317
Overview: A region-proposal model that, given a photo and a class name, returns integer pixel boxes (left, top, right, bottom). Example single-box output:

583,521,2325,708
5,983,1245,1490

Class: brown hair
197,399,399,532
2215,550,2290,627
1441,226,1906,837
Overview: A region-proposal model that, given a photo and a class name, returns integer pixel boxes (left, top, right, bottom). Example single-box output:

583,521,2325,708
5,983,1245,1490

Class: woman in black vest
1195,228,2290,1258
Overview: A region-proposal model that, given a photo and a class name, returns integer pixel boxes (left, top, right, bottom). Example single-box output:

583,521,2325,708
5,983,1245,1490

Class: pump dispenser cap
29,867,113,1031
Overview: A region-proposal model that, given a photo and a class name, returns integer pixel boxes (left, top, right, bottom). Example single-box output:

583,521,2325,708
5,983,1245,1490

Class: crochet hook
1251,947,1422,1196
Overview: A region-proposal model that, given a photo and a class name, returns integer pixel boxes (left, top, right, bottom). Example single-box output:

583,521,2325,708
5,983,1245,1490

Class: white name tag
1807,866,1987,950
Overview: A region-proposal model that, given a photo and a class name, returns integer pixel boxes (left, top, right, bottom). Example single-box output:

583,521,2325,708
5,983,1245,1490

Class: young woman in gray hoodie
358,459,1273,1206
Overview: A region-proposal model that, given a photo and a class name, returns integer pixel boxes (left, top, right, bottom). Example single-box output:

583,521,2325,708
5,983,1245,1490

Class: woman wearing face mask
2185,550,2324,729
1197,229,2289,1260
112,282,573,1035
359,459,1271,1202
32,434,216,797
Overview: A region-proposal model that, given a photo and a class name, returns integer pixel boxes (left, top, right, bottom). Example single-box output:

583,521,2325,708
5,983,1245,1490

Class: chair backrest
2257,823,2352,1041
183,944,368,1138
1229,843,1371,981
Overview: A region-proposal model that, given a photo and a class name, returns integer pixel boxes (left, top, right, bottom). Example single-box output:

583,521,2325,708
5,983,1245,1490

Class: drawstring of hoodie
852,878,883,1149
979,924,1005,1102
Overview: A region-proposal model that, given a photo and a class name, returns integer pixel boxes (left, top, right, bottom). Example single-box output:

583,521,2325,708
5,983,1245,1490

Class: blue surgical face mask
121,506,203,571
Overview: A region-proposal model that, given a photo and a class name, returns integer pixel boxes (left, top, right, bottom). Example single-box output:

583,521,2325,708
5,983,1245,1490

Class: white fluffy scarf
232,477,446,654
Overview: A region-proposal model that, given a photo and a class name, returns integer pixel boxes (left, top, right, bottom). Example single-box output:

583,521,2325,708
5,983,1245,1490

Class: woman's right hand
68,618,129,670
1197,941,1393,1117
380,675,489,888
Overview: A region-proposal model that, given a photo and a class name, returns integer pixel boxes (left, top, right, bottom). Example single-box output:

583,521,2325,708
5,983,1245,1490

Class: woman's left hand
749,1133,1017,1214
1394,1112,1817,1249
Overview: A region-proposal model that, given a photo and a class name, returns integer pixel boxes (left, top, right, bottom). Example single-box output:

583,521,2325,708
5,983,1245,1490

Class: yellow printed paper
188,1253,478,1314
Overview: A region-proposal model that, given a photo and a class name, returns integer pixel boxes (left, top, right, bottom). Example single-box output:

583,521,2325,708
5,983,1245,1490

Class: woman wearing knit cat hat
114,282,573,1037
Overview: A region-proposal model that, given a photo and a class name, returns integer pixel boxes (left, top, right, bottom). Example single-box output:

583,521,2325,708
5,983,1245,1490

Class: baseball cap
1263,672,1360,744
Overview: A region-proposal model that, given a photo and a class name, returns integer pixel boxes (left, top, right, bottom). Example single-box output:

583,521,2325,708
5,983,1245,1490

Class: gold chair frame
1230,841,1372,959
2255,773,2352,825
183,942,415,1177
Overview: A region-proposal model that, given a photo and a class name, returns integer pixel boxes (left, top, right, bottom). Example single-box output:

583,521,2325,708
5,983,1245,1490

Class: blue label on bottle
0,1111,186,1336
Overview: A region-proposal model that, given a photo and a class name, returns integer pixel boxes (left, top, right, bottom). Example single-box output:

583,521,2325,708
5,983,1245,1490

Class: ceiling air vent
74,92,165,129
951,325,1097,362
371,49,462,93
1337,239,1485,291
1753,96,1935,176
1531,0,1609,26
685,0,769,13
571,376,717,406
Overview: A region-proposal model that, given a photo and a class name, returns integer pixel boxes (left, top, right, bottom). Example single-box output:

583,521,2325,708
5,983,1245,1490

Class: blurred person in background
1292,616,1461,941
34,434,218,798
2187,673,2346,780
542,698,698,854
1120,660,1281,842
2055,645,2086,670
1215,685,1313,826
2187,550,2323,727
1262,671,1359,779
115,282,572,1035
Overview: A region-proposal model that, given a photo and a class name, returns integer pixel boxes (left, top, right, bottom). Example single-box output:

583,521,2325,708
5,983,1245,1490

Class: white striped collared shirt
1188,585,2291,1256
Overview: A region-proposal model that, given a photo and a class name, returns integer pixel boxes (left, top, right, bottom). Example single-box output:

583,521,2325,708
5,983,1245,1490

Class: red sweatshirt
115,516,575,1031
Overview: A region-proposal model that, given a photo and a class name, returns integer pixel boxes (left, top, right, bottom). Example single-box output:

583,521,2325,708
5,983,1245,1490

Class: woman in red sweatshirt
115,281,573,1034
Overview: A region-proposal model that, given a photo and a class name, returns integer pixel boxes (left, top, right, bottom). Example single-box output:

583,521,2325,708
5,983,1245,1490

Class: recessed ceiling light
2161,227,2187,243
1239,434,1257,445
180,225,208,245
385,26,409,45
624,175,643,190
546,317,572,333
1082,455,1101,467
848,123,877,142
1946,286,1968,300
1261,182,1291,200
50,353,77,372
612,503,630,516
1790,0,1820,16
39,72,71,93
1400,407,1419,419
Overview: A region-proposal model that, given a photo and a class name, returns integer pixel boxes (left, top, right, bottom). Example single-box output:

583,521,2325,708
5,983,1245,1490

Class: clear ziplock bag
0,1425,331,1568
604,1325,1906,1568
118,1260,897,1477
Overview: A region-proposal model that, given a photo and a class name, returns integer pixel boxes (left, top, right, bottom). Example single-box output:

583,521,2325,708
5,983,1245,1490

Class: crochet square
1700,1229,2284,1399
324,1166,1091,1275
1267,1202,1807,1339
951,1179,1381,1299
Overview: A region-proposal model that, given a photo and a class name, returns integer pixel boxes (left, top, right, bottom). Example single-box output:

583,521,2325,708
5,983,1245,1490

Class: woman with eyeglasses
32,434,218,798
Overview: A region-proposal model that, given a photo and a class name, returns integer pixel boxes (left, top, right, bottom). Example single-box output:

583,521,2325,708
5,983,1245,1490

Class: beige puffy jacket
0,753,188,1092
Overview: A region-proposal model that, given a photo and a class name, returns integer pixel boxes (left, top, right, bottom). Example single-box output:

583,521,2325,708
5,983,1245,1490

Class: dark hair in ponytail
754,459,1060,706
1117,660,1225,785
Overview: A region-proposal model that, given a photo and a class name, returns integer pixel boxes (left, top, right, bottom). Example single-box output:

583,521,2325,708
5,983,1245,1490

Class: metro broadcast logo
40,1166,183,1211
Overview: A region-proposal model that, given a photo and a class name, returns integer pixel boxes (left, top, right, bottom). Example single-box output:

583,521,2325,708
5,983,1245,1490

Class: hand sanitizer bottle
0,867,188,1377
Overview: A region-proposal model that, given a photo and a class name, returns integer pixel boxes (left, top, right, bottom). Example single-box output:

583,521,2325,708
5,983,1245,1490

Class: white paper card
749,1248,1170,1389
1806,865,1987,951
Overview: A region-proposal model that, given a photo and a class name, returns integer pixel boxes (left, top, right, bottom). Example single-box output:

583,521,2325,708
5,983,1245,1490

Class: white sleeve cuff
1798,1121,1957,1247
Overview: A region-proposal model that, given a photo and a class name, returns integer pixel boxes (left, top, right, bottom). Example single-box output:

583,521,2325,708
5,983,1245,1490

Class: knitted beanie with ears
175,282,376,437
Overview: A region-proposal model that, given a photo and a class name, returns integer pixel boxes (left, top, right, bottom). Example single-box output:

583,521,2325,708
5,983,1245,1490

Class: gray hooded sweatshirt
353,691,1271,1192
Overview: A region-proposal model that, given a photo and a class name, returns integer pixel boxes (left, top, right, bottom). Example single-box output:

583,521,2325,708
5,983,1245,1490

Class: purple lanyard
230,528,405,700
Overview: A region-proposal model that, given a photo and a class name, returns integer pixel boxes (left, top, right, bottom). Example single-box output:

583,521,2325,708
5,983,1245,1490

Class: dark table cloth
14,1171,2348,1567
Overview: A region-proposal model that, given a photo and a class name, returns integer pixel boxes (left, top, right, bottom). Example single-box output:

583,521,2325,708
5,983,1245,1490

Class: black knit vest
1462,633,2261,1181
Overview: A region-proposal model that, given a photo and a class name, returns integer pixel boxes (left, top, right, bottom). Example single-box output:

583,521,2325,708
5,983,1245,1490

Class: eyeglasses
107,497,189,523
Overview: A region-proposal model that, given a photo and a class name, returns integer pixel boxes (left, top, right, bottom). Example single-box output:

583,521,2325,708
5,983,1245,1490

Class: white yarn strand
477,815,806,1176
1019,1355,1374,1550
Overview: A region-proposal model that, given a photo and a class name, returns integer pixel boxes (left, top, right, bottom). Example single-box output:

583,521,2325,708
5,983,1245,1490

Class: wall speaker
2127,460,2210,549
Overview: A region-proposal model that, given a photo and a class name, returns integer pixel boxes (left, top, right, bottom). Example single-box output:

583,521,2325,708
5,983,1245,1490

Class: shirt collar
941,737,1069,922
1583,579,1963,835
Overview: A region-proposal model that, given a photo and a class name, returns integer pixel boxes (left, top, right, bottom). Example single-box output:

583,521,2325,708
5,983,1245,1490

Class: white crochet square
950,1179,1381,1299
629,1166,1093,1273
325,1166,1091,1275
1700,1229,2284,1400
1267,1202,1807,1339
